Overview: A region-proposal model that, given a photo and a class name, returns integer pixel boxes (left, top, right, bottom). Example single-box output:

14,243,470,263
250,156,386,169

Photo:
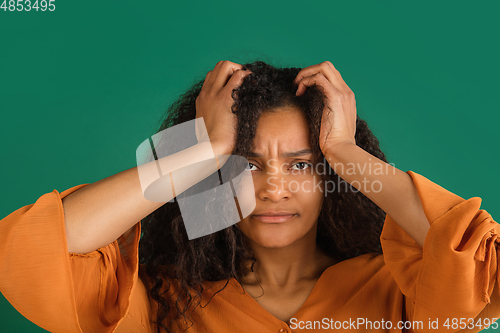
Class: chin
249,227,299,249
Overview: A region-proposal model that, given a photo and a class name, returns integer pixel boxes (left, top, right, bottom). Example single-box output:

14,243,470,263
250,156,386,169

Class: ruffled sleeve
0,185,142,333
381,171,500,331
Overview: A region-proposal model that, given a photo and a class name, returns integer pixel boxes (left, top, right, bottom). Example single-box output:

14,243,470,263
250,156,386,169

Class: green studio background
1,0,499,332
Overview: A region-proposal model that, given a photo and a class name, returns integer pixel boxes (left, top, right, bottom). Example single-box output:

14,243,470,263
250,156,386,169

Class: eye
290,162,312,171
246,162,259,171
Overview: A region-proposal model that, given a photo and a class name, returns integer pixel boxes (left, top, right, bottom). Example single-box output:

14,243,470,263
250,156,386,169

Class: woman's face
237,105,325,249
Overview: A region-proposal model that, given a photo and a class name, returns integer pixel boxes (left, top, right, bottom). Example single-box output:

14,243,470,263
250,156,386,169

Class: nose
257,170,292,202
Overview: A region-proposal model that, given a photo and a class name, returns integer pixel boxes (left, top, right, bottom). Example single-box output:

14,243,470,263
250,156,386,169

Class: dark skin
235,106,338,324
198,60,339,323
199,60,429,324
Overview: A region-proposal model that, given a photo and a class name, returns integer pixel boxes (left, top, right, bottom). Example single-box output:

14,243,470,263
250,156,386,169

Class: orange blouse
1,171,500,333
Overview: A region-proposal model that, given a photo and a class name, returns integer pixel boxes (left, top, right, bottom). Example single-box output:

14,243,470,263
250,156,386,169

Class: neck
240,224,337,288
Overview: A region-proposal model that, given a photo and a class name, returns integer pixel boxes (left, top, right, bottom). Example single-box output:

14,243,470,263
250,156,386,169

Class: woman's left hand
293,61,357,155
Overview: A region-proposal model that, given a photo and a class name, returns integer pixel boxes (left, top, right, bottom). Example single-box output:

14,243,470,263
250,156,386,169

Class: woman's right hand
195,60,252,157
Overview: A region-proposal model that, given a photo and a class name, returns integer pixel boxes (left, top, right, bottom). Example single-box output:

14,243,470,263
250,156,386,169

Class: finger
324,61,351,91
201,70,213,90
296,73,338,96
294,61,345,91
212,61,244,91
293,63,326,84
204,60,224,90
224,69,252,94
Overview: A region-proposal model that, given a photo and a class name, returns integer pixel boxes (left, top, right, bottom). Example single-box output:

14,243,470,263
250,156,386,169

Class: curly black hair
138,60,388,332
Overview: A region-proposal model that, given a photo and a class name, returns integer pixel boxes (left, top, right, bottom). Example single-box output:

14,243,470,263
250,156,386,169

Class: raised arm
64,141,221,254
294,61,429,246
64,60,253,254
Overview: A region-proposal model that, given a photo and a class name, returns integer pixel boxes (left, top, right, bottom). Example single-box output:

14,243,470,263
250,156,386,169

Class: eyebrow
247,149,313,158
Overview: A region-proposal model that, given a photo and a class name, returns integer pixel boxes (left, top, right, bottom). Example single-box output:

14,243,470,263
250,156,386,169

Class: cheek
296,175,323,195
298,177,317,193
294,176,324,210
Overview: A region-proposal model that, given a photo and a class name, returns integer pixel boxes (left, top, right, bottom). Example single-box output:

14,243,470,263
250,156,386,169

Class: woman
1,60,499,333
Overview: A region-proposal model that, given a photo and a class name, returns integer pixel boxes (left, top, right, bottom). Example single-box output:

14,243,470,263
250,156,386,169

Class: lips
252,211,297,223
252,210,296,216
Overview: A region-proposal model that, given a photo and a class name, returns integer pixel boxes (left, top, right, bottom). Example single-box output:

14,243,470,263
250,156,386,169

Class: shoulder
318,253,400,298
322,252,394,285
333,252,385,271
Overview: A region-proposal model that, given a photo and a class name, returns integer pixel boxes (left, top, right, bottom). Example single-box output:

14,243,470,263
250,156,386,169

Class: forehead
250,106,311,156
